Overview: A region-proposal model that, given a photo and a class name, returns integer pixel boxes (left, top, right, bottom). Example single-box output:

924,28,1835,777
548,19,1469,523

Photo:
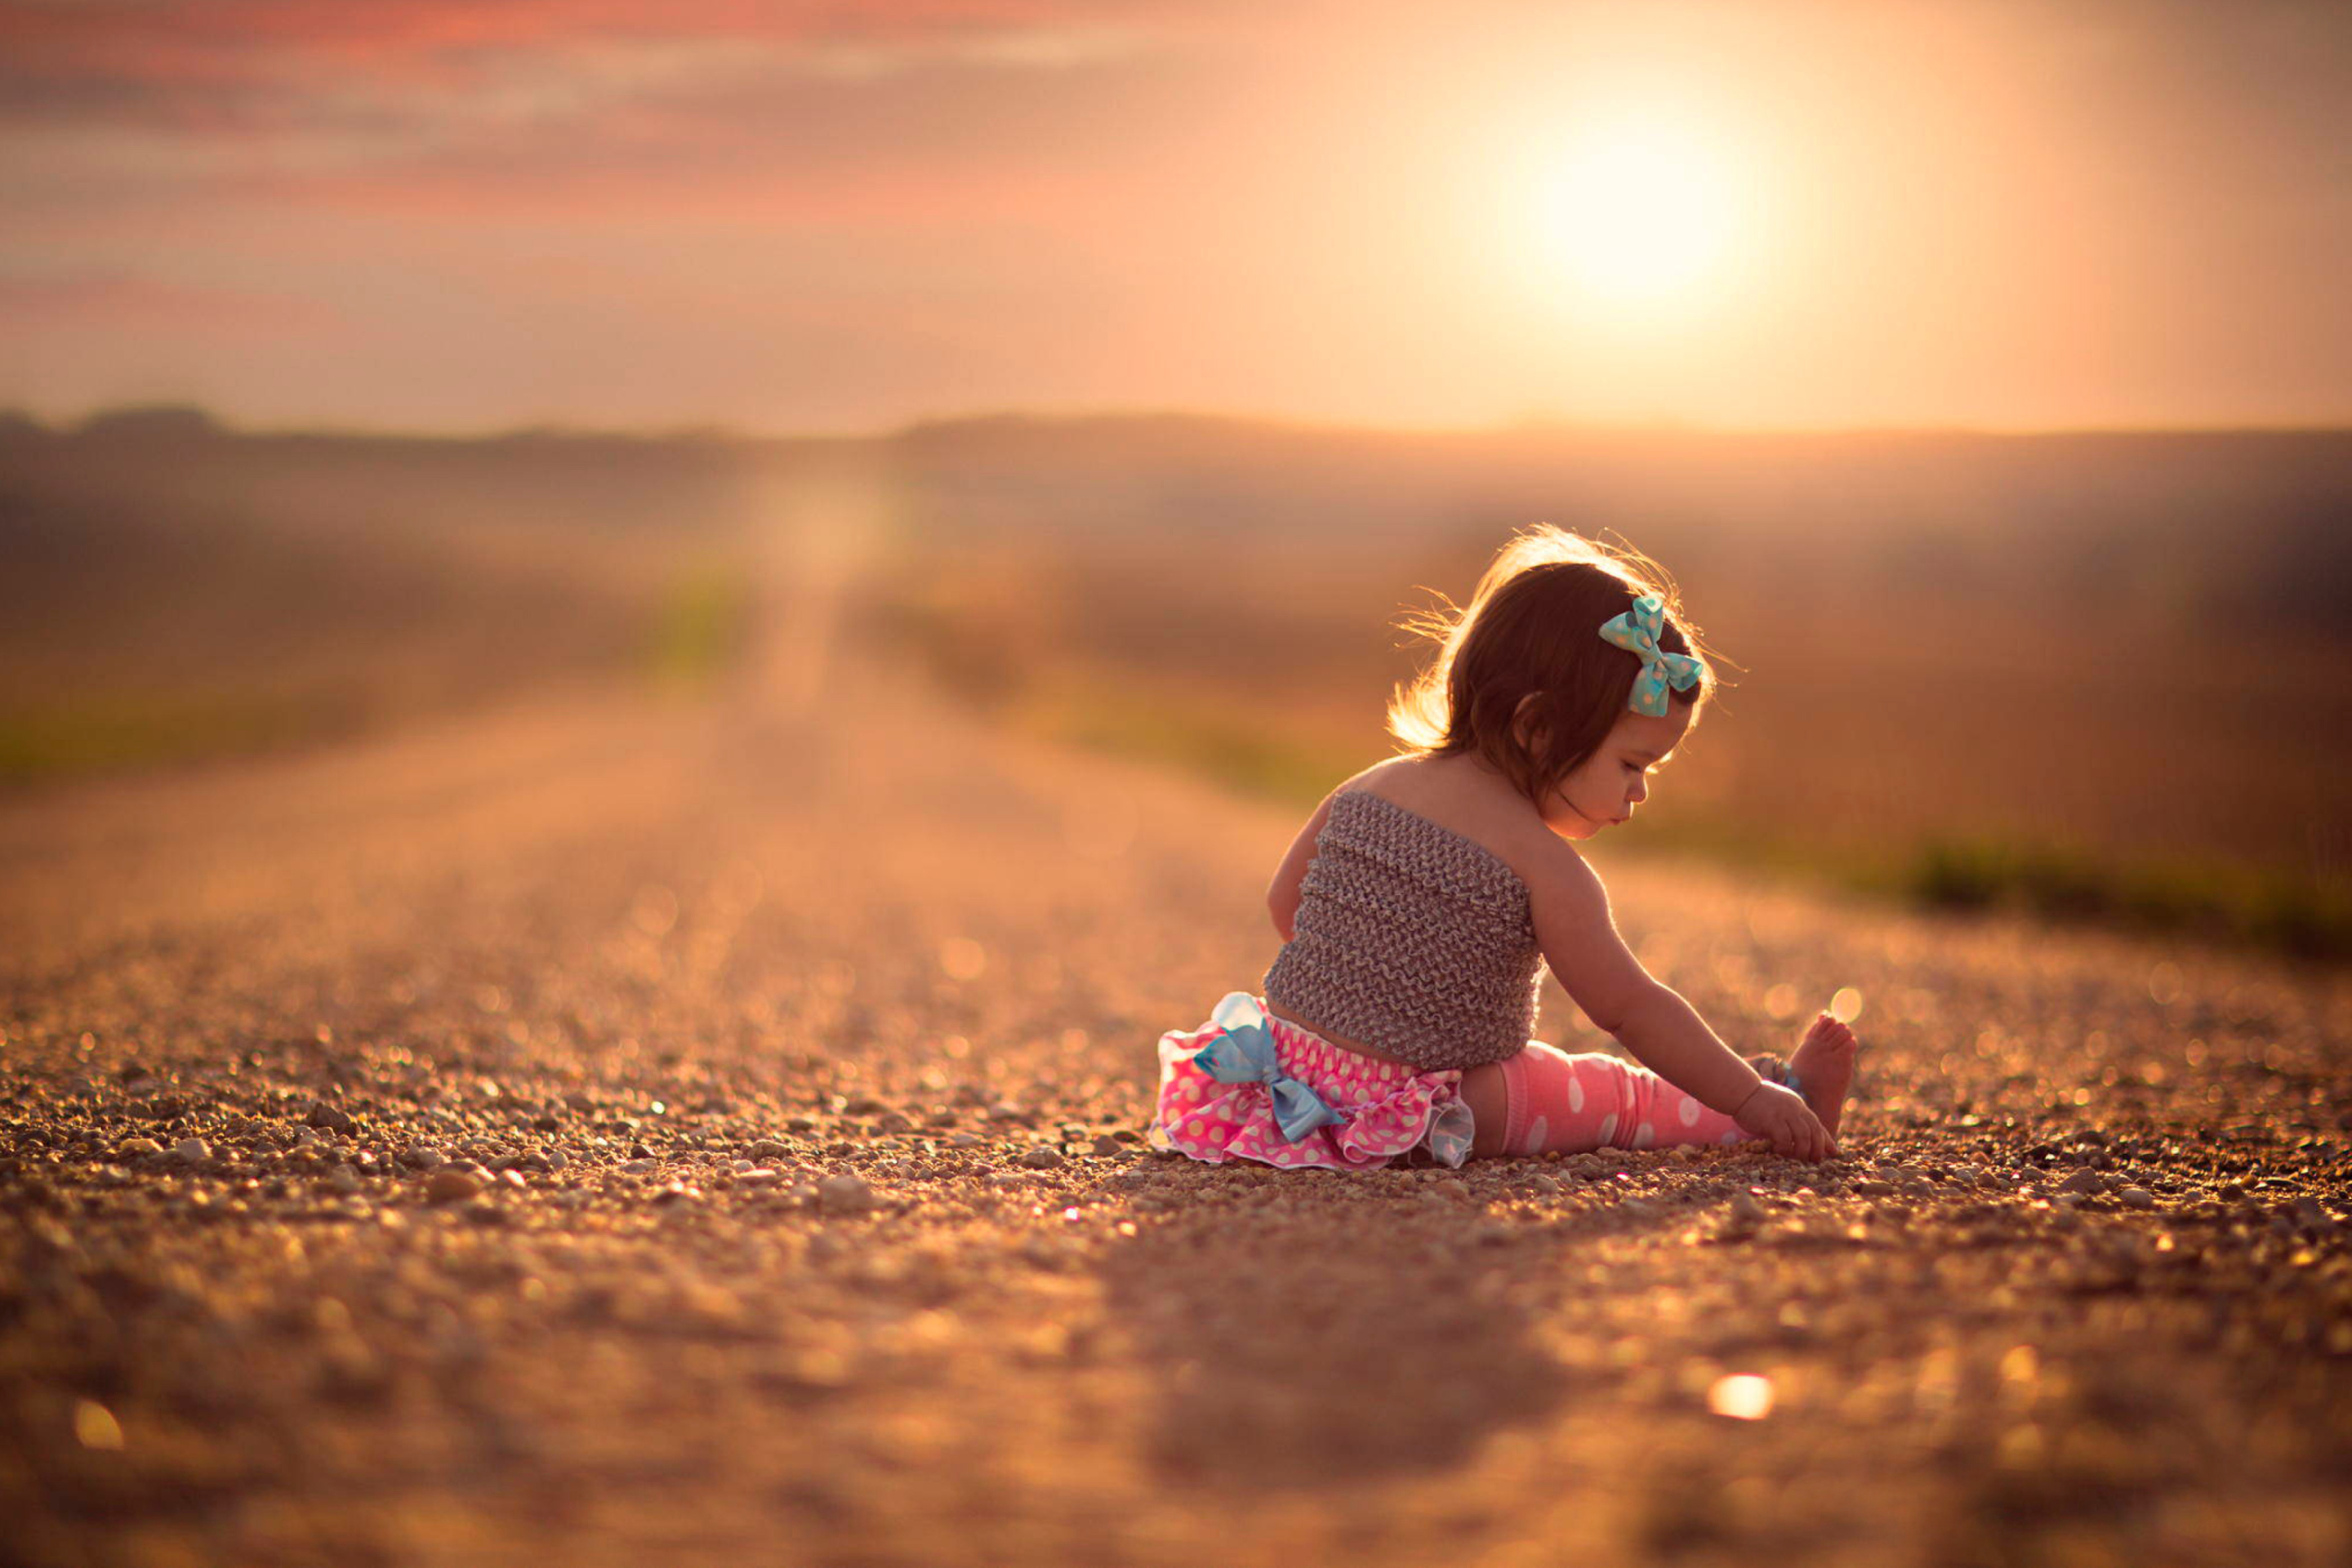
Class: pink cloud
0,1,1180,103
0,271,343,333
0,0,1198,217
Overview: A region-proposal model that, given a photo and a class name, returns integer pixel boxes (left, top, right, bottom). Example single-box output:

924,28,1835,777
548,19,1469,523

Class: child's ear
1510,692,1547,751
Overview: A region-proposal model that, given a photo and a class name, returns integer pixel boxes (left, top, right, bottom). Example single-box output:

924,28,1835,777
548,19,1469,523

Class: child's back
1262,752,1563,1067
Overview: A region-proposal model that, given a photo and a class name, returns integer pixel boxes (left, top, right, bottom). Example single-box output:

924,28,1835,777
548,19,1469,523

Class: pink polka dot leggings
1496,1040,1752,1156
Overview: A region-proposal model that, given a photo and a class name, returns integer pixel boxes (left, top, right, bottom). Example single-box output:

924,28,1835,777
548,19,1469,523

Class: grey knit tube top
1263,790,1545,1070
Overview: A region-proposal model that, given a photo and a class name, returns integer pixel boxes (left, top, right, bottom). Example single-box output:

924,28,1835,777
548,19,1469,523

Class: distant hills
7,404,2349,639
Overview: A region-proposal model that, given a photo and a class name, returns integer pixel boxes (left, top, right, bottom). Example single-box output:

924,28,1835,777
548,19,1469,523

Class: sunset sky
2,0,2346,434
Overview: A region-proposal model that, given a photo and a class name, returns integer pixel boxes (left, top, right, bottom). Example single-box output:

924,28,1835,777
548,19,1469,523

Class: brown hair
1387,526,1722,805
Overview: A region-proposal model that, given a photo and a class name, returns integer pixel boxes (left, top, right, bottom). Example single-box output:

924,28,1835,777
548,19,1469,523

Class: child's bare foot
1789,1012,1860,1138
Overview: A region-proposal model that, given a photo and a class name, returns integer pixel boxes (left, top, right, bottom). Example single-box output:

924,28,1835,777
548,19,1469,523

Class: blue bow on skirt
1190,992,1346,1143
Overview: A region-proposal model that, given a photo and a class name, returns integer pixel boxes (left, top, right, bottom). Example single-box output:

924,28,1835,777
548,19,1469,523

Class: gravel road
4,648,2348,1568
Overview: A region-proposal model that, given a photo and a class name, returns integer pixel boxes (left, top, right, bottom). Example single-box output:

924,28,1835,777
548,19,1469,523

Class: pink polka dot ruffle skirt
1149,993,1473,1171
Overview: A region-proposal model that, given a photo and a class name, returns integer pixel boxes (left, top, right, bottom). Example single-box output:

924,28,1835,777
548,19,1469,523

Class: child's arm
1611,990,1775,1117
1526,842,1767,1116
1267,791,1339,942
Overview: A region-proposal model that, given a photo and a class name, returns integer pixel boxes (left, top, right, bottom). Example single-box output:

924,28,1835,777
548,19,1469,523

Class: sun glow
1532,109,1748,316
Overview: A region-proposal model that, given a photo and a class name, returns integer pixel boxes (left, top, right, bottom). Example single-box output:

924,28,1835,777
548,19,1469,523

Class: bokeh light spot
74,1400,124,1450
1708,1373,1775,1419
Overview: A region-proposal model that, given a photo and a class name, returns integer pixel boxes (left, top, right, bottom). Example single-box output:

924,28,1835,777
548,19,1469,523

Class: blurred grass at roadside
0,690,363,787
875,587,2352,965
1013,671,1362,808
1049,678,2350,963
0,416,783,789
0,559,757,787
1893,835,2352,964
644,564,753,692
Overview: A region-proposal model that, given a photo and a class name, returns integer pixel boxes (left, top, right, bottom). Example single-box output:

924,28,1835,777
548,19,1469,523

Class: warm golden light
74,1400,125,1450
0,3,2338,430
1532,109,1745,315
1708,1373,1775,1420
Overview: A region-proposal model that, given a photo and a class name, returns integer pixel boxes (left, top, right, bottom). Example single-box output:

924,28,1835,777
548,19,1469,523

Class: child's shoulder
1325,755,1584,885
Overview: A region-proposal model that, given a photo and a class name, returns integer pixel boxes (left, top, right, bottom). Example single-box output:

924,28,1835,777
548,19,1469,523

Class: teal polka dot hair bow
1597,594,1703,718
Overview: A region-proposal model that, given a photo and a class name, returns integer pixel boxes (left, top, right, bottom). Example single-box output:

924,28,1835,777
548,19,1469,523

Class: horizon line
12,399,2352,444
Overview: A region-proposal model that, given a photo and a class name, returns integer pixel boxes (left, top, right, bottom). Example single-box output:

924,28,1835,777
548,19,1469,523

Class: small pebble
171,1137,210,1166
425,1169,483,1203
2058,1167,2105,1196
1019,1147,1065,1170
116,1138,163,1159
2118,1187,2156,1209
818,1174,877,1214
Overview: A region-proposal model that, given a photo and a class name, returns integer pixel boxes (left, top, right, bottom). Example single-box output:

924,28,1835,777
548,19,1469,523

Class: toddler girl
1150,526,1858,1170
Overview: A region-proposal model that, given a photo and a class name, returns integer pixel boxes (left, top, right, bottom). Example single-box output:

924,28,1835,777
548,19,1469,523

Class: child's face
1537,702,1695,840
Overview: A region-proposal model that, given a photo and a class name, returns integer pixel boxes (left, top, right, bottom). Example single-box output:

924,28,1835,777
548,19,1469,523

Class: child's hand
1735,1081,1837,1162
